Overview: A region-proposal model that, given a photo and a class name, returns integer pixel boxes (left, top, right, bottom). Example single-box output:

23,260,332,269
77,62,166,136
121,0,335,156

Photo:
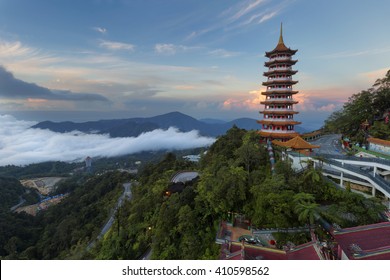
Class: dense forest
0,125,387,259
0,177,26,209
93,127,386,260
324,70,390,142
0,171,133,259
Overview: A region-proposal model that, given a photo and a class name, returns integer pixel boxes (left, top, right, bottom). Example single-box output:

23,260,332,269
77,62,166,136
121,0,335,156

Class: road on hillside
87,182,133,250
310,134,343,155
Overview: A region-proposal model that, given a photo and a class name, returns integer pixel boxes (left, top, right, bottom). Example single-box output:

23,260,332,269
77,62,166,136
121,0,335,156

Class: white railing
268,67,292,71
265,98,296,102
269,56,291,62
267,77,292,81
261,129,295,133
266,88,293,92
263,108,294,112
261,119,294,122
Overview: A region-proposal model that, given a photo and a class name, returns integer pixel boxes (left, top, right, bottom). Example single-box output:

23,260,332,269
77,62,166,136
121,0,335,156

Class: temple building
258,24,301,142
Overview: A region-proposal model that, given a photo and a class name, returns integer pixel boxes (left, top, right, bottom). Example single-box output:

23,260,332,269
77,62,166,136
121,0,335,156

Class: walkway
288,151,390,204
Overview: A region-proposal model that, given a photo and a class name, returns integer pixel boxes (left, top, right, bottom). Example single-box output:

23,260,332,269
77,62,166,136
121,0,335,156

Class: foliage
324,70,390,140
0,171,132,259
1,125,388,260
0,161,79,179
0,177,25,210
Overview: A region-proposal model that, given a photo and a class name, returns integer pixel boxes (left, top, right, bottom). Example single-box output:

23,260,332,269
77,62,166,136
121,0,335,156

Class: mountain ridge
32,111,308,137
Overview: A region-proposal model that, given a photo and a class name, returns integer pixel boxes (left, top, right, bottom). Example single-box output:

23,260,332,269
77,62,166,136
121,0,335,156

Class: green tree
294,200,319,226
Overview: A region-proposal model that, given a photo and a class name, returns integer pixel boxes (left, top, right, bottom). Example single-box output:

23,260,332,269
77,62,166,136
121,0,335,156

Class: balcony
267,77,292,81
269,66,292,70
260,129,296,133
269,56,291,62
266,88,293,92
264,98,296,102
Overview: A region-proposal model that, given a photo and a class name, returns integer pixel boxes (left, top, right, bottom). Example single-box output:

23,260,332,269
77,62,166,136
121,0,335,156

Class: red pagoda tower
258,24,301,142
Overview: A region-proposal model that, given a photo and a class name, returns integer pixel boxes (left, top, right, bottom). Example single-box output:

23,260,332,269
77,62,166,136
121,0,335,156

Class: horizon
1,0,389,130
1,110,319,131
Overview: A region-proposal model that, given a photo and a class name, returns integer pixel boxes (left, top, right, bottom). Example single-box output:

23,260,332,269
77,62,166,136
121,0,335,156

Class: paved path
310,134,343,155
9,189,31,212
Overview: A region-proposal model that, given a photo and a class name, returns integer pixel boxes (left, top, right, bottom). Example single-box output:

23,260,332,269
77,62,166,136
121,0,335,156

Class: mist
0,114,215,166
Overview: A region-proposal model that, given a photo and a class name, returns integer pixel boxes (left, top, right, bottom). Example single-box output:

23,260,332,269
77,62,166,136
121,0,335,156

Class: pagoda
258,24,301,142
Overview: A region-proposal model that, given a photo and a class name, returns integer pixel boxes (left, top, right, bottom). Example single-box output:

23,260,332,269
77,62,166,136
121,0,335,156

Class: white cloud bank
0,115,215,166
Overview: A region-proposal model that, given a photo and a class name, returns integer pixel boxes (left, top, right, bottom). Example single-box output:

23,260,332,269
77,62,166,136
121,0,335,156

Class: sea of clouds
0,114,216,166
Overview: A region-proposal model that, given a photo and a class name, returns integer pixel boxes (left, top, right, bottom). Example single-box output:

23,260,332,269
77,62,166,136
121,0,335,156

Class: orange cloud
222,88,265,111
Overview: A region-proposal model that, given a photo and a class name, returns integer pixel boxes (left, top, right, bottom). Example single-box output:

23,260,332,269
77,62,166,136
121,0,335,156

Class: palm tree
293,192,315,205
294,201,319,227
302,163,322,193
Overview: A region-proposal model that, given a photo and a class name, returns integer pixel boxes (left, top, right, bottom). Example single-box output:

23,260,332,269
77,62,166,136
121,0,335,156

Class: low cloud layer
0,66,109,102
0,115,215,166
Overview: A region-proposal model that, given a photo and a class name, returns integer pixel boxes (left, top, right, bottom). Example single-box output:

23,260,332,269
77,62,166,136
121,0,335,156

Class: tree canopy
324,70,390,141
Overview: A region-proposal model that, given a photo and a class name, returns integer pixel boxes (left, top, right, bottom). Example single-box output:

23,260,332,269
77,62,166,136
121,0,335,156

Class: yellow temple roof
272,135,320,150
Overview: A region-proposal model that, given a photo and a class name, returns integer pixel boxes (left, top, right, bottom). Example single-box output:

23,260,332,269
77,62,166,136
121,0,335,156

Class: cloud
185,28,213,41
93,27,107,34
99,40,135,52
155,43,177,55
259,10,279,23
186,0,290,40
318,48,390,60
222,89,264,111
174,85,196,90
229,0,267,22
0,40,33,57
0,115,215,166
294,92,344,112
208,48,241,58
0,65,109,102
359,68,389,84
154,43,197,55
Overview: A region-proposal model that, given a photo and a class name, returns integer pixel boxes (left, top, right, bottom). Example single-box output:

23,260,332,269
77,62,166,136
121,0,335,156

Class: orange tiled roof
272,136,320,150
257,120,301,126
368,137,390,147
259,131,299,138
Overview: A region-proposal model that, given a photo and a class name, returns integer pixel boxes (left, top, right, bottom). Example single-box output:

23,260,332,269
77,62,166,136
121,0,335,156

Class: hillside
324,70,390,142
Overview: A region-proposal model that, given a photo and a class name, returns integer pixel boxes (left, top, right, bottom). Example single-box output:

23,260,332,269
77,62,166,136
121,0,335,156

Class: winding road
87,182,133,250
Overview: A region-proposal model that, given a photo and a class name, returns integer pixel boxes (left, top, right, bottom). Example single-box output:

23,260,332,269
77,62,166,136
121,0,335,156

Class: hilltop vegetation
0,125,387,259
324,70,390,142
0,177,25,209
0,171,132,259
94,127,385,260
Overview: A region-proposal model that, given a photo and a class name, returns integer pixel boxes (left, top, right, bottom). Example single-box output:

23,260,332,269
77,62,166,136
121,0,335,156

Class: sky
0,0,389,130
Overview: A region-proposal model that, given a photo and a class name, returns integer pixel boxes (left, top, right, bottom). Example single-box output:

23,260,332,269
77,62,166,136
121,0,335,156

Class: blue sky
0,0,389,129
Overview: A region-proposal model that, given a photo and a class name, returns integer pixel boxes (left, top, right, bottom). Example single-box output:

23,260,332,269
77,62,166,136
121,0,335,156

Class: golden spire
278,22,284,45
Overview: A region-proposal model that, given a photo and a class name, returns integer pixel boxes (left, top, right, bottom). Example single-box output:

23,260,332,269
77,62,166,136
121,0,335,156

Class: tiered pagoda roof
258,23,301,142
265,24,297,57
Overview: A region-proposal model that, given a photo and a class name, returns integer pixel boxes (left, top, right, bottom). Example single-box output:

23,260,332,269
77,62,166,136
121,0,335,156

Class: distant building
85,156,92,172
183,155,201,162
